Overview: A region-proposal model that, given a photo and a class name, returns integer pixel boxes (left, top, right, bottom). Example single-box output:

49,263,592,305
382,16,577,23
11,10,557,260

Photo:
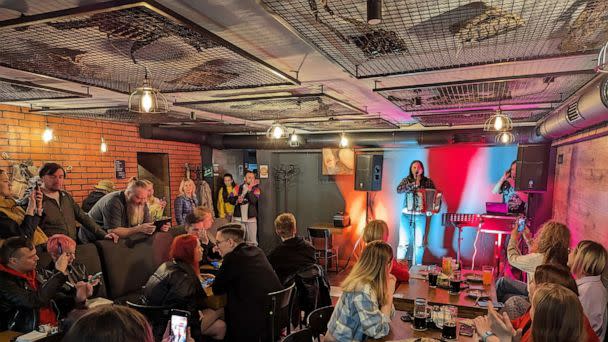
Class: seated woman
63,305,155,342
143,234,225,341
362,220,409,282
140,179,167,221
326,241,396,341
569,240,608,341
184,208,221,268
0,169,45,245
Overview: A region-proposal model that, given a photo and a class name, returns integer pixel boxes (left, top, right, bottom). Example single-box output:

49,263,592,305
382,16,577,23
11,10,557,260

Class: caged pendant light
128,68,168,114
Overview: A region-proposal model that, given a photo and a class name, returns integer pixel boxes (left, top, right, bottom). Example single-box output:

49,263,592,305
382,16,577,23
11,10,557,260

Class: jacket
88,191,151,230
0,264,69,332
217,185,236,219
40,191,107,241
268,236,316,284
80,191,106,213
212,243,282,342
230,183,261,220
174,195,199,225
283,264,332,324
0,198,41,241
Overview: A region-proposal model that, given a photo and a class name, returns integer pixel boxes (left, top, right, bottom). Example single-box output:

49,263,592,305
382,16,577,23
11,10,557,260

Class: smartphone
400,312,412,322
89,272,103,284
169,309,190,342
57,242,63,256
477,301,505,308
517,217,526,232
459,323,474,337
154,217,172,230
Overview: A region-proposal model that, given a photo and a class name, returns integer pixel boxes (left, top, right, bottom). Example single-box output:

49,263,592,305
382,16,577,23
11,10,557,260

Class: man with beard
88,179,169,238
38,163,118,244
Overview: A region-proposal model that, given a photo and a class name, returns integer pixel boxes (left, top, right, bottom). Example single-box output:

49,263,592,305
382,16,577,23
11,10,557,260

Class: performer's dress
396,176,435,264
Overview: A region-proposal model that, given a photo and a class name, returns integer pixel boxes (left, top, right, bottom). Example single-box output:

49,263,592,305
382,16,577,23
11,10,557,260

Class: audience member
230,170,261,246
38,163,117,243
496,220,570,302
62,305,154,342
569,240,608,341
217,173,236,220
0,236,90,332
268,212,316,284
362,220,410,282
326,241,396,342
212,226,282,342
140,179,167,221
185,207,221,266
174,179,198,225
88,180,168,238
81,180,115,213
0,169,45,245
143,234,225,340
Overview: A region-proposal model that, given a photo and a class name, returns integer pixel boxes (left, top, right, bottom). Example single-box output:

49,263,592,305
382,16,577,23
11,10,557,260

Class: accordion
403,189,442,215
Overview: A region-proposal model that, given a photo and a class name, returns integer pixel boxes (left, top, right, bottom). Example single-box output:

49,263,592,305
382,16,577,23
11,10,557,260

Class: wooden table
371,311,477,341
0,331,21,342
203,285,227,310
393,266,497,319
308,223,350,235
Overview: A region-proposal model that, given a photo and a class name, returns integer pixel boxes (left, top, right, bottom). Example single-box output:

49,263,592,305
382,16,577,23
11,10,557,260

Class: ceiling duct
537,76,608,139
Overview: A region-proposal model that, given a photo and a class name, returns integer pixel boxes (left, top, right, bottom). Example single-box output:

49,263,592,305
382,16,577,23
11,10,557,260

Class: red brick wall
0,104,202,216
552,130,608,247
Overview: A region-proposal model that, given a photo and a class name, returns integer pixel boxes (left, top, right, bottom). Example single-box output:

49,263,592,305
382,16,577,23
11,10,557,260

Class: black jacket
0,212,40,241
0,266,69,332
268,236,316,284
142,260,207,336
81,191,107,213
229,184,260,219
212,243,282,342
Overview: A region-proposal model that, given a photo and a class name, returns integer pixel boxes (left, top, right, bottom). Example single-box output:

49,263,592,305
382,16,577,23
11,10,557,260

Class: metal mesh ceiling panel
0,78,89,102
157,123,265,134
31,106,215,124
176,93,366,121
261,0,608,77
412,109,548,127
0,1,297,93
376,73,593,111
285,117,397,131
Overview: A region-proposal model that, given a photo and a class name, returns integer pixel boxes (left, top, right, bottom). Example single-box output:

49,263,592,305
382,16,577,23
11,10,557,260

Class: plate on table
466,289,490,299
465,274,483,283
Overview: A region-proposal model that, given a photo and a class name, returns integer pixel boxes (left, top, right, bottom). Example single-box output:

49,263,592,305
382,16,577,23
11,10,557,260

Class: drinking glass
449,271,462,295
412,298,428,331
482,266,494,286
442,305,458,340
428,265,439,288
442,257,452,275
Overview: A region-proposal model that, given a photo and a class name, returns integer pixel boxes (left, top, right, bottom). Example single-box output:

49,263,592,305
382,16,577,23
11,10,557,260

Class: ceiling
0,0,604,134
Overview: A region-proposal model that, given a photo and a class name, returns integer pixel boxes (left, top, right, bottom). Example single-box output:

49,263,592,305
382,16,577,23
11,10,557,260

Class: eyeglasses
216,239,228,245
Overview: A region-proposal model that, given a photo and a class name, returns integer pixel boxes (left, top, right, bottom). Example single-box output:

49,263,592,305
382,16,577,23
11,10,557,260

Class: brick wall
0,104,202,219
552,131,608,247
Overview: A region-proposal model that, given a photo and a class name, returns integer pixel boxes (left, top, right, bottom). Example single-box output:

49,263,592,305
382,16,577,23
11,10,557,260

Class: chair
307,228,339,272
267,283,296,342
283,328,313,342
306,305,334,340
126,301,171,341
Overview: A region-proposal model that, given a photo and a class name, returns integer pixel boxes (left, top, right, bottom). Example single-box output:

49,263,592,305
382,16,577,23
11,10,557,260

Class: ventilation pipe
140,125,544,149
537,76,608,139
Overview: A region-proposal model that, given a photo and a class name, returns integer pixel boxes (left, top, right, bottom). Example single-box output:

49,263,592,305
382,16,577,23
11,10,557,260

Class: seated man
38,163,117,244
88,180,169,239
268,212,316,284
184,208,221,267
0,237,92,332
212,226,282,342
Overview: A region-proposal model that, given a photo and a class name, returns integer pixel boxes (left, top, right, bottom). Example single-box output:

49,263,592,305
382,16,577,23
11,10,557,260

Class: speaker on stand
355,154,383,223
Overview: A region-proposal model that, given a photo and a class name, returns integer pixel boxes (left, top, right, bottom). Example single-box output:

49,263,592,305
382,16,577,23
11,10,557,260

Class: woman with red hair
143,234,225,341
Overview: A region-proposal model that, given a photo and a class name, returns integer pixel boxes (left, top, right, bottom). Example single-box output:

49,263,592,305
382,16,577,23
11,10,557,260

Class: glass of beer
482,266,494,286
412,298,428,331
428,265,439,288
442,257,452,275
449,271,462,295
442,305,458,340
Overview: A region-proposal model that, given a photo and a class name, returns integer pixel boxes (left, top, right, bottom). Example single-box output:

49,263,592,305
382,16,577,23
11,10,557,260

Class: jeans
398,213,427,265
496,276,528,302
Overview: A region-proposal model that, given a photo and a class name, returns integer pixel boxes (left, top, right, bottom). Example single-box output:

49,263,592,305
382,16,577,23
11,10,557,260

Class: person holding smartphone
492,161,528,214
0,169,45,244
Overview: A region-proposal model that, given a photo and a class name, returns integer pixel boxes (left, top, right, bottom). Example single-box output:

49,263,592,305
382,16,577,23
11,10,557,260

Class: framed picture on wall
259,165,269,178
322,148,355,175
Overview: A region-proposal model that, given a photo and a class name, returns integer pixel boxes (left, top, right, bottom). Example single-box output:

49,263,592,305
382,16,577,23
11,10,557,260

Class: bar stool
307,227,339,273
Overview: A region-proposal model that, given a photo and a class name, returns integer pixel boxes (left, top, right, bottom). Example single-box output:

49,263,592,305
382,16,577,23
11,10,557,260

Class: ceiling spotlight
484,109,512,132
339,132,349,148
128,70,168,114
597,41,608,73
367,0,382,25
289,132,301,147
496,131,515,144
100,137,108,153
266,122,288,139
42,126,53,143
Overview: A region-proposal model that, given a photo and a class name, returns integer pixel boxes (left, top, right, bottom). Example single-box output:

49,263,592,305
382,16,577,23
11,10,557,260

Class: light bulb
500,132,509,144
42,126,53,143
290,133,298,142
339,134,349,148
100,137,108,153
494,116,504,131
272,125,284,139
140,90,153,113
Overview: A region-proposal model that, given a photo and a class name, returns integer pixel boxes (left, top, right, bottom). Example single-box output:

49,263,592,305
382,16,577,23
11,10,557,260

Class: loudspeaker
355,154,383,191
515,144,550,192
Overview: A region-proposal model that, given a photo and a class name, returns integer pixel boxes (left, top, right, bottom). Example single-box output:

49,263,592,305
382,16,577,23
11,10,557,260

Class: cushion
75,243,106,298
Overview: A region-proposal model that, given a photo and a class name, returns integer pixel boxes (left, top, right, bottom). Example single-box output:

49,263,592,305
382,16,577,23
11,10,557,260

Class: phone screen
170,314,188,342
459,323,474,337
57,242,63,255
517,217,526,232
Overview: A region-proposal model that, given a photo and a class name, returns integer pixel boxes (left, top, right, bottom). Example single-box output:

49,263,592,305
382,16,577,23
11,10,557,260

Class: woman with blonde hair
174,179,198,225
497,220,571,302
326,241,396,341
362,220,409,282
569,240,608,340
138,179,167,221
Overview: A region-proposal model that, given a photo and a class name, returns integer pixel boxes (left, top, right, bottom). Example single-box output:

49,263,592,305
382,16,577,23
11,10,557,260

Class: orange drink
482,266,493,286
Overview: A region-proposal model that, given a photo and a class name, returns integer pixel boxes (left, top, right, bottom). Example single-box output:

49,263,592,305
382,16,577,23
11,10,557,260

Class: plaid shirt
327,284,392,341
